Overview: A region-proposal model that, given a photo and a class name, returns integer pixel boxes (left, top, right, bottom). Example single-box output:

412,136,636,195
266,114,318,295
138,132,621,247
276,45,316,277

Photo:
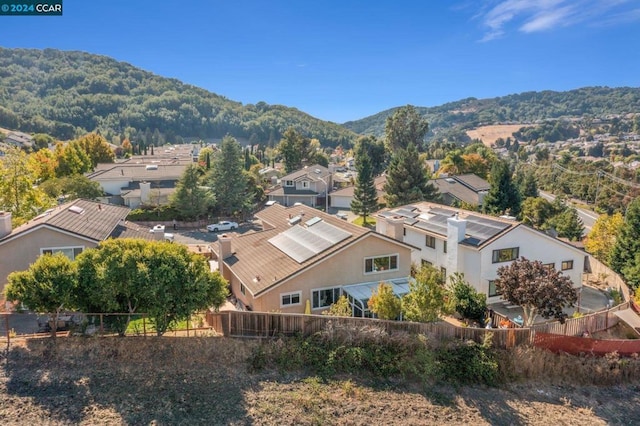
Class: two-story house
376,202,585,304
267,164,332,208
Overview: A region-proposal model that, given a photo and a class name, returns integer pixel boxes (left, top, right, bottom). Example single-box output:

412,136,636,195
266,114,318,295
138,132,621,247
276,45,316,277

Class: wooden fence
206,311,533,349
530,302,629,336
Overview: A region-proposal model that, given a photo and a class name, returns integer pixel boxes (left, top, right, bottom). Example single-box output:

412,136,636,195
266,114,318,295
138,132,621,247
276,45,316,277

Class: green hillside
0,47,357,147
343,87,640,139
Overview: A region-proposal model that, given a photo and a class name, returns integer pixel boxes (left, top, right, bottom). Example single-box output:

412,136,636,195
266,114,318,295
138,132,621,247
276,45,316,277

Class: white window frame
311,286,342,310
300,180,310,189
364,253,399,274
280,291,302,308
40,246,84,260
284,180,294,187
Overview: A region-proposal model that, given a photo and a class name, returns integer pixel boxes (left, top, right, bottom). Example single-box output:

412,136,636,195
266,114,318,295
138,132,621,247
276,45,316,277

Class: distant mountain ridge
343,87,640,139
0,47,357,147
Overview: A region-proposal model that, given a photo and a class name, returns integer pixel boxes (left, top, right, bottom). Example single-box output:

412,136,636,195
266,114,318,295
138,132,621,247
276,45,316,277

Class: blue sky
1,0,640,123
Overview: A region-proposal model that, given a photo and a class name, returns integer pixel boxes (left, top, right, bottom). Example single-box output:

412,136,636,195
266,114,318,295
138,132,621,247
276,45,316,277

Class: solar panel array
269,218,352,263
383,205,512,246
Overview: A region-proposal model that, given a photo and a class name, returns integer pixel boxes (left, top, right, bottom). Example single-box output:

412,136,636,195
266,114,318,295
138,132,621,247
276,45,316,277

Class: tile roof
280,164,330,182
87,163,187,181
432,178,481,206
108,221,156,240
221,204,371,296
331,176,387,198
452,174,490,192
1,199,131,244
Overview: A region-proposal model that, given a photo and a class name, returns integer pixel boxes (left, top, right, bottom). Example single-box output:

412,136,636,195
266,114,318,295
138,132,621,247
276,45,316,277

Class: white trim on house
310,285,342,310
40,245,85,260
280,290,302,308
0,224,101,247
363,253,400,275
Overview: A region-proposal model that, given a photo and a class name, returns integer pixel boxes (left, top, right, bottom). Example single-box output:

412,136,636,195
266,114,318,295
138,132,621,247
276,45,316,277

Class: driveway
172,220,262,245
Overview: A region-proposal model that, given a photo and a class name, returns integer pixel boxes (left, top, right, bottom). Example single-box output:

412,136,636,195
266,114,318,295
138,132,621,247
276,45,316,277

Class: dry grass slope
467,124,531,147
1,337,640,425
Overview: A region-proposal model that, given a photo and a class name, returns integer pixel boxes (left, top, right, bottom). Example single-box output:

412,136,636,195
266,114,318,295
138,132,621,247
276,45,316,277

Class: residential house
214,203,414,317
431,174,490,208
0,199,156,296
330,175,387,209
87,162,187,208
376,202,585,304
267,164,332,208
4,131,34,150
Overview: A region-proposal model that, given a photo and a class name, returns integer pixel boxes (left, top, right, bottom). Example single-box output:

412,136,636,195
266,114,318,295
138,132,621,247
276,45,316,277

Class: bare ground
1,337,640,425
467,125,531,147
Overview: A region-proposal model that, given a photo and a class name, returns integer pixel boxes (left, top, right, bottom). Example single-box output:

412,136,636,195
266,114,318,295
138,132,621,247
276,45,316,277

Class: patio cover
342,277,412,317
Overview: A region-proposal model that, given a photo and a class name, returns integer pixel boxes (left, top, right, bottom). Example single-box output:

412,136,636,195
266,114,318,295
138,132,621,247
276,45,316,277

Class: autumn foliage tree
495,257,577,326
402,264,453,323
584,212,624,265
368,282,402,320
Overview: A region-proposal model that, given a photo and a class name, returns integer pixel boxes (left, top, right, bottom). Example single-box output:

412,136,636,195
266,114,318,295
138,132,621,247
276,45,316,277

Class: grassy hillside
1,337,639,425
343,87,640,140
0,47,357,147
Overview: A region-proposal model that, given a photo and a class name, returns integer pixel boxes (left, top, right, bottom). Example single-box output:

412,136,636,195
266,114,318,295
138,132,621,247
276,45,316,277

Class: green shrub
435,339,500,386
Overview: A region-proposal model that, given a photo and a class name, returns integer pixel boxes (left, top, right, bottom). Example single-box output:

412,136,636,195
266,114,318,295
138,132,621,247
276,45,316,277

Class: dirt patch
1,337,639,425
467,124,530,147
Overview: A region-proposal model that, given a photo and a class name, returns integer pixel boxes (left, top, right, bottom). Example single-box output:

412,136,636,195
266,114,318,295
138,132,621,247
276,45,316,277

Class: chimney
140,181,151,204
446,213,467,275
384,216,405,241
0,211,12,239
218,234,232,279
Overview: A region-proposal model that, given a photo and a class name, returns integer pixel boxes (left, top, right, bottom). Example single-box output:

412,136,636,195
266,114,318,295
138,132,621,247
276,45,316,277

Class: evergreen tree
209,135,249,217
518,170,538,198
546,207,584,241
170,164,214,220
278,127,304,173
354,135,388,176
610,198,640,289
351,141,379,225
483,160,521,216
385,105,429,151
244,148,251,171
384,143,439,207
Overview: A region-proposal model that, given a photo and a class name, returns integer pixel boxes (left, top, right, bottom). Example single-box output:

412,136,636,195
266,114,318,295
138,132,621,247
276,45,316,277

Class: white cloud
472,0,640,41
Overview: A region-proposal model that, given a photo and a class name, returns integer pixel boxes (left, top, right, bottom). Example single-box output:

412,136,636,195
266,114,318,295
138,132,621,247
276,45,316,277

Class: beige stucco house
0,199,154,298
215,203,414,317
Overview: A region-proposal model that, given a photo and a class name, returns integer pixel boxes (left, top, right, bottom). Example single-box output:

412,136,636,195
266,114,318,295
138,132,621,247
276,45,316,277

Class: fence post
99,313,104,335
5,313,9,353
143,314,147,337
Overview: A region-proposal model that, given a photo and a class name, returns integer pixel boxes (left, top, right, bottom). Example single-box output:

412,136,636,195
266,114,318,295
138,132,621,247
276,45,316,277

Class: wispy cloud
472,0,640,41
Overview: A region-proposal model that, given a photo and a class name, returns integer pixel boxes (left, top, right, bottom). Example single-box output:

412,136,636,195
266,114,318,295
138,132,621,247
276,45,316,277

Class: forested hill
343,87,640,139
0,47,357,147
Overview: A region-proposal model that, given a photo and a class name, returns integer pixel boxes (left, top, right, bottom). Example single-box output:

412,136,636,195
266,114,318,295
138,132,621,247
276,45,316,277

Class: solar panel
395,208,420,218
269,219,352,263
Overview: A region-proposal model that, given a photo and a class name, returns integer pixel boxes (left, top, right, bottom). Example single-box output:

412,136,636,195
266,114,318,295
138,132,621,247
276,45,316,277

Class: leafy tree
170,164,214,220
32,133,55,151
0,147,55,226
121,138,133,155
39,175,104,201
351,141,378,225
621,252,640,290
521,197,554,228
495,257,578,326
76,239,228,336
28,148,58,182
75,133,115,167
322,294,352,317
354,135,387,176
449,273,486,324
384,143,439,207
483,160,521,217
277,127,306,173
5,253,78,337
368,282,402,320
385,105,429,151
208,135,250,217
54,141,93,177
402,264,453,323
610,198,640,289
546,207,584,241
584,212,624,265
517,170,538,198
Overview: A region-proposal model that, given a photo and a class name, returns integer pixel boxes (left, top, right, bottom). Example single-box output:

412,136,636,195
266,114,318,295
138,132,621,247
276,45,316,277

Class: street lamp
318,175,329,212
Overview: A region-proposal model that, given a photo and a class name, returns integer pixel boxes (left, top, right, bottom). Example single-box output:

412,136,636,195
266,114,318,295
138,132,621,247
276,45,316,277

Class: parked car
207,221,238,232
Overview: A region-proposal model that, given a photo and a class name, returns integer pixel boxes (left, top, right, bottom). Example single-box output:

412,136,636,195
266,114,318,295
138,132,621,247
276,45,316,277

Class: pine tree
483,160,521,216
385,105,429,151
384,143,439,207
547,207,584,241
350,143,378,225
208,135,249,217
518,170,538,198
610,198,640,289
169,164,214,220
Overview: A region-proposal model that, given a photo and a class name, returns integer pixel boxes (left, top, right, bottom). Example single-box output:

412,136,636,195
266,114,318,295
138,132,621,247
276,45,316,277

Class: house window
443,240,447,253
281,291,301,307
240,284,246,296
440,267,447,280
488,280,502,297
41,246,83,260
284,180,294,187
312,287,341,309
421,259,432,267
492,247,519,263
543,263,555,271
561,260,574,271
425,235,436,249
365,254,399,274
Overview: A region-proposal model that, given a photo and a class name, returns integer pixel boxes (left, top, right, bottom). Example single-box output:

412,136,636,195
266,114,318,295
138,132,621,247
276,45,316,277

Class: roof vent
68,205,84,214
445,178,456,183
146,164,158,170
315,169,321,173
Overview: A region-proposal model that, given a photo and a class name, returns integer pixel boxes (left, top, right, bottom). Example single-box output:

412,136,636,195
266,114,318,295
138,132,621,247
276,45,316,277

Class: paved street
539,190,598,233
